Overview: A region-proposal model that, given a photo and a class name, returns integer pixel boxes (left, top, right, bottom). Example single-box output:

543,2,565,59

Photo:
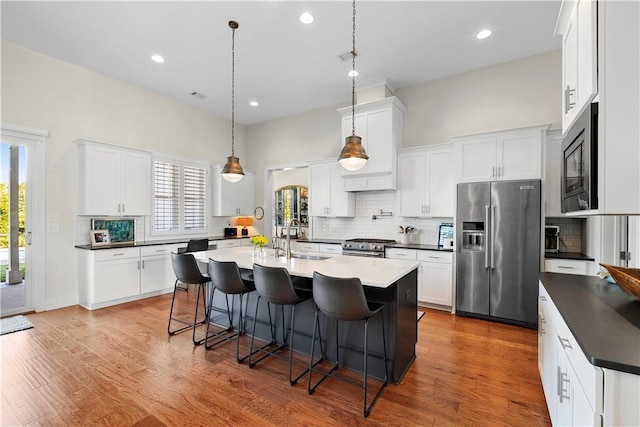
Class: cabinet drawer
545,259,589,275
217,239,248,249
294,242,320,253
318,244,342,254
93,247,140,262
385,248,417,260
417,251,453,264
140,244,182,257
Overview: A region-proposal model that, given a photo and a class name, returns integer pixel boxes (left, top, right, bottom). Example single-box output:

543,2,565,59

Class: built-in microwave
561,103,598,213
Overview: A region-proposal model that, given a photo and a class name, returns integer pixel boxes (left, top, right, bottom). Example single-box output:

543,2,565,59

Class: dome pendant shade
222,155,245,182
338,135,368,171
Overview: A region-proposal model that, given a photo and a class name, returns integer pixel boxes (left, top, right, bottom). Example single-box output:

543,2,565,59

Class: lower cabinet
386,248,453,309
216,238,250,249
545,258,593,275
78,243,182,310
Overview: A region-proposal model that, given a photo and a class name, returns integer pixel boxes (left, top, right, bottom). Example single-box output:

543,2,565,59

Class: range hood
337,90,405,192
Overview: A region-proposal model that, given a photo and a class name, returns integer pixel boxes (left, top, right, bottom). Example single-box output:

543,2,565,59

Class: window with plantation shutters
152,158,207,234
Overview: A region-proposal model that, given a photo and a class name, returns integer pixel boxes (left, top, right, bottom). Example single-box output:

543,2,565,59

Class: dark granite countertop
545,252,595,261
385,243,454,252
75,235,251,250
539,272,640,375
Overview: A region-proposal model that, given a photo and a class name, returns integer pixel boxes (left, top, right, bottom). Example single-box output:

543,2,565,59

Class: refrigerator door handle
485,205,491,269
491,205,496,269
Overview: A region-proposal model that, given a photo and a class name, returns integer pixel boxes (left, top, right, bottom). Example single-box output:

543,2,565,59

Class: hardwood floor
1,293,551,426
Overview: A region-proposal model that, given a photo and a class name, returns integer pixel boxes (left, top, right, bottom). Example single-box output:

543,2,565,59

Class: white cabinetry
211,166,255,216
454,125,548,183
290,242,342,254
545,258,593,276
308,160,355,217
555,0,597,133
538,282,604,426
318,243,342,255
397,144,454,218
544,129,563,217
78,243,181,310
76,140,151,216
337,97,405,191
216,238,250,249
386,248,453,309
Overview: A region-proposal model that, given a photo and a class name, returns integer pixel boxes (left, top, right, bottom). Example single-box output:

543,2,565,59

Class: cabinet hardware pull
557,266,575,269
565,85,576,113
142,260,145,268
156,249,165,252
560,372,571,401
492,167,496,178
428,256,440,259
539,295,547,301
137,260,140,269
558,336,572,349
539,318,546,335
122,203,125,213
113,253,125,256
498,166,502,177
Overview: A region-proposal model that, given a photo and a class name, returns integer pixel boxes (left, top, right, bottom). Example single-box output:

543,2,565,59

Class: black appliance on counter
342,238,396,258
224,227,237,237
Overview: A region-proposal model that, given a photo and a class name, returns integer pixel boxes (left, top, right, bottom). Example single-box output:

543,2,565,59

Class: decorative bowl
600,263,640,300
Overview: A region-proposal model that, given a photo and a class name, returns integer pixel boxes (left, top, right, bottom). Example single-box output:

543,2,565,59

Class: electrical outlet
47,213,59,222
47,223,59,233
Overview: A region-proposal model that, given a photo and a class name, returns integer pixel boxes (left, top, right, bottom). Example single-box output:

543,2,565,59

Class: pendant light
222,20,245,183
338,0,368,172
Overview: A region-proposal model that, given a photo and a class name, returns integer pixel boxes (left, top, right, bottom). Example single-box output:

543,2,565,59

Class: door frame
1,123,47,313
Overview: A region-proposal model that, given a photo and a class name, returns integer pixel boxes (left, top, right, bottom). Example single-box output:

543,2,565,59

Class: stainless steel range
342,238,396,258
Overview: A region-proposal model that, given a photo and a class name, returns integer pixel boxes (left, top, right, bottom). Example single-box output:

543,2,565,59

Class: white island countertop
198,246,420,289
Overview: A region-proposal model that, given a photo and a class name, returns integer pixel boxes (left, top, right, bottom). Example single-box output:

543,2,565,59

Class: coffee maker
544,226,560,253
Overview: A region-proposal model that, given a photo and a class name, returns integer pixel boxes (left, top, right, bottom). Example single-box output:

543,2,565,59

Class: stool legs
167,280,208,345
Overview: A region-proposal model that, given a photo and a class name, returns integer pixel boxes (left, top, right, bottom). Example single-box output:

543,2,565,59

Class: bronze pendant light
221,20,245,183
338,0,369,171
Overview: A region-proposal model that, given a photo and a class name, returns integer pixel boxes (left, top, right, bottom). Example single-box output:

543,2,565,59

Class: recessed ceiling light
249,100,259,107
348,70,359,77
151,54,165,63
299,12,314,24
476,29,492,40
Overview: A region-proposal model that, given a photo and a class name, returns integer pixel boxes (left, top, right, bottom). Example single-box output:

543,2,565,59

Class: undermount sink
290,253,331,261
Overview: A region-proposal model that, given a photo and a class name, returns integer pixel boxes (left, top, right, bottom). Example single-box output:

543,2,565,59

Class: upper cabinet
308,159,355,217
337,97,406,191
556,0,598,133
76,139,151,216
211,166,255,216
544,129,564,217
453,125,549,184
397,144,454,218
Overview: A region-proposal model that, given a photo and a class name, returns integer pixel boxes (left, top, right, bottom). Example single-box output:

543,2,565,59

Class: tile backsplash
546,217,584,253
311,190,451,245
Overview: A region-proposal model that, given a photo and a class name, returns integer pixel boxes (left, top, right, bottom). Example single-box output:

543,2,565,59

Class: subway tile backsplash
546,217,584,253
311,190,450,245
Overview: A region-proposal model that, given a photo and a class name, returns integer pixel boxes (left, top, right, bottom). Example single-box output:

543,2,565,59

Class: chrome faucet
272,235,285,258
286,219,300,259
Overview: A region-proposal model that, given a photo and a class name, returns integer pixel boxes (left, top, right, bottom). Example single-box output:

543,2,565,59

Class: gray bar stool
249,263,322,385
308,271,388,418
205,259,255,362
167,252,211,345
176,238,210,291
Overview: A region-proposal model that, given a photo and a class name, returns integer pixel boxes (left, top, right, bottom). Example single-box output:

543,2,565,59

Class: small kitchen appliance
544,226,560,253
224,227,237,237
342,238,396,258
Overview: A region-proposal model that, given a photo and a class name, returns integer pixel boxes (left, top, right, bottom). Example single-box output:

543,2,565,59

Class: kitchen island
199,246,420,384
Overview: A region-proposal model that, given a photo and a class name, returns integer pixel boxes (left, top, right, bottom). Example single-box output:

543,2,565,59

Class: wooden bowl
600,263,640,300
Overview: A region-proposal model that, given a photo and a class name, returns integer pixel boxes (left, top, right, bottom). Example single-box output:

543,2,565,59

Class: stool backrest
171,252,207,285
312,272,372,321
185,238,209,253
252,264,299,305
208,259,248,294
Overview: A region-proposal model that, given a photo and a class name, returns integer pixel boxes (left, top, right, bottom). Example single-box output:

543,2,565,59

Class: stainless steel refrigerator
456,180,541,326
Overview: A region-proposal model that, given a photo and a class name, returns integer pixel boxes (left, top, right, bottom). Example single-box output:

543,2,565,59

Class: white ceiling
1,1,562,125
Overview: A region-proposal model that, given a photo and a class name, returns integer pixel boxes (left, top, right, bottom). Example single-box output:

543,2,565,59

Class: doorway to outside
0,124,46,316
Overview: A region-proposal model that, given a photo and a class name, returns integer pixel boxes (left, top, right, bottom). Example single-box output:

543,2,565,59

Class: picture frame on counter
90,229,111,247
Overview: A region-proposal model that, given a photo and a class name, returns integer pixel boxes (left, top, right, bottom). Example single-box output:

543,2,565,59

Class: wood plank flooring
1,292,551,426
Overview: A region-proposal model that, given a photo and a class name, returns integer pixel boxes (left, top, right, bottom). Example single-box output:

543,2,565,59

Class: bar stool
176,238,210,291
167,252,211,345
248,263,322,385
205,259,255,362
308,272,388,418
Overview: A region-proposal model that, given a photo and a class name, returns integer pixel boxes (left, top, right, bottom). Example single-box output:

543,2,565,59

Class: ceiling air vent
337,50,359,62
190,91,207,99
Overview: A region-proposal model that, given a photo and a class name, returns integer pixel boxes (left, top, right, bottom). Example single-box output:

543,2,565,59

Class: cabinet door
417,261,452,306
545,131,563,217
82,145,120,215
397,151,426,217
140,254,174,293
426,148,455,217
318,244,342,254
563,11,579,130
328,162,355,217
496,132,542,180
456,137,496,183
93,258,140,303
309,163,330,216
119,150,151,215
212,168,255,216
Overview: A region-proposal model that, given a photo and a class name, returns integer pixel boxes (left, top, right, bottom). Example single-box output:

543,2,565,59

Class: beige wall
1,41,243,309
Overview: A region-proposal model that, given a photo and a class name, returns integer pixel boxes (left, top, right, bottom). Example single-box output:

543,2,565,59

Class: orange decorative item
600,263,640,300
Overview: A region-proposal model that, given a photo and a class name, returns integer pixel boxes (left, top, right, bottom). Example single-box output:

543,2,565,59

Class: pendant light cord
351,0,356,137
231,22,236,157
